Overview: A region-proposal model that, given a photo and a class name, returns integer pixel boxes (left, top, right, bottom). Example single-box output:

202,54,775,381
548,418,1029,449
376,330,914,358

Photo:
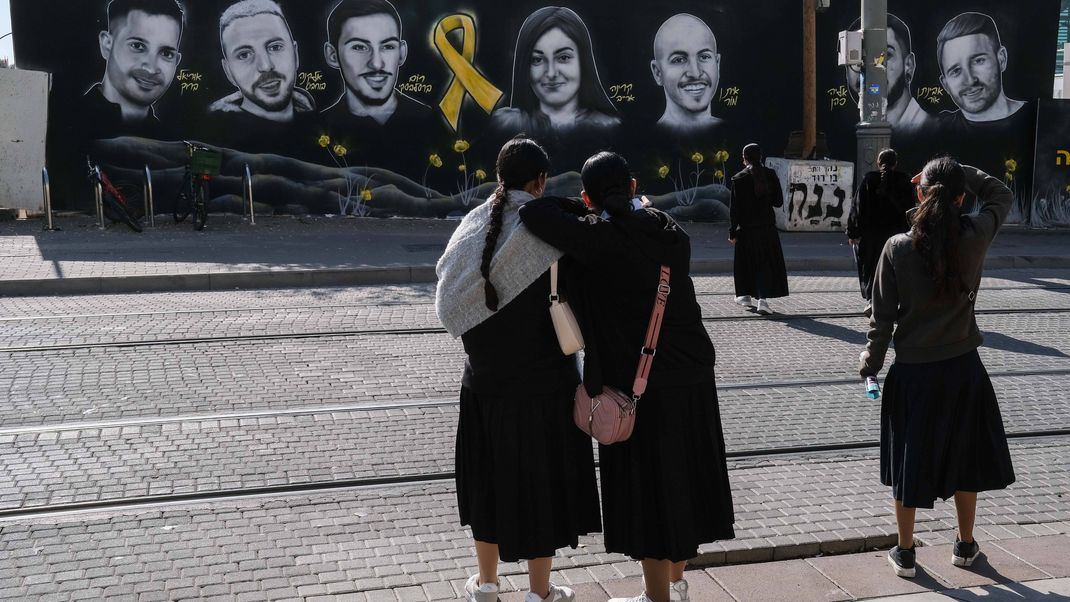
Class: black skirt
733,227,789,299
599,380,736,562
455,383,602,562
880,350,1016,509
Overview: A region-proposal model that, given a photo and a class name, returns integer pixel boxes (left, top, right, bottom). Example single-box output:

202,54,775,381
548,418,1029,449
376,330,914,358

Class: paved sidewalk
2,215,1068,295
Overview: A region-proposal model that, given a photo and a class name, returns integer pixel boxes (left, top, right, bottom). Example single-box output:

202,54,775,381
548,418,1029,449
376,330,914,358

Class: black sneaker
888,545,916,578
953,538,980,567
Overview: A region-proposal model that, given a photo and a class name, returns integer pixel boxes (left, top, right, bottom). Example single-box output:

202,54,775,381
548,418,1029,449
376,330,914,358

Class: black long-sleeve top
729,165,783,239
519,197,715,396
846,170,915,240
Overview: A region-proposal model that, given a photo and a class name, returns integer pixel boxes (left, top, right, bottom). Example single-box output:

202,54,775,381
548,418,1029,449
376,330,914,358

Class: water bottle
866,376,881,400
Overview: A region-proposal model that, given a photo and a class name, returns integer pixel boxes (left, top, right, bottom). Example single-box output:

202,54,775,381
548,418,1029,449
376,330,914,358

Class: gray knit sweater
435,190,563,337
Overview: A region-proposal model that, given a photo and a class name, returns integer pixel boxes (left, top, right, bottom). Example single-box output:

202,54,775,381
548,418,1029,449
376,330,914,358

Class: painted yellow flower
657,165,670,179
318,135,331,148
1004,172,1014,182
715,150,730,163
333,144,348,157
453,140,471,153
475,169,487,181
429,154,443,168
1065,184,1070,193
691,152,705,164
715,169,725,179
1004,159,1018,173
361,189,373,202
458,163,467,172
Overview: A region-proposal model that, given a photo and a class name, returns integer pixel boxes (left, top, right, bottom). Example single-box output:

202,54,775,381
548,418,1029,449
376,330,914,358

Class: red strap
631,265,670,399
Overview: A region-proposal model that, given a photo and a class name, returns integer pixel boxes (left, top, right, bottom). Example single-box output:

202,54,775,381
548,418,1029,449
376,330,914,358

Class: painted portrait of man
209,0,315,123
650,13,722,134
322,0,429,128
843,14,932,135
88,0,184,124
936,12,1026,127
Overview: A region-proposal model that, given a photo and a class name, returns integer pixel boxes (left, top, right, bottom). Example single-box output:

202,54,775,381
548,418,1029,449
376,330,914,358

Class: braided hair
876,148,898,196
742,143,769,198
480,137,551,311
911,156,966,298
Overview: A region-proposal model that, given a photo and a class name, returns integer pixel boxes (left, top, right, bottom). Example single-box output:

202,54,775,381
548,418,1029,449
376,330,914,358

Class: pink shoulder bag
574,265,670,445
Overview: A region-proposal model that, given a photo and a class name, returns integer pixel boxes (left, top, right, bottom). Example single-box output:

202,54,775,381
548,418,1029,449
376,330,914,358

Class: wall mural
11,0,1061,222
1031,100,1070,226
818,0,1061,223
767,159,853,231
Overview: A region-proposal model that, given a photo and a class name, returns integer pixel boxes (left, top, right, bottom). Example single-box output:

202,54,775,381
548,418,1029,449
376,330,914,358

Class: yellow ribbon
433,14,503,131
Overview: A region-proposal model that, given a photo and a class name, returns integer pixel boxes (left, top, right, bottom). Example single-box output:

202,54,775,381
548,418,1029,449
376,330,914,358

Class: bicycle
173,141,222,231
86,157,143,233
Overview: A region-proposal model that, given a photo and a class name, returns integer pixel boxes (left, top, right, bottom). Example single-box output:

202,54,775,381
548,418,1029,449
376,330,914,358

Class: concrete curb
691,534,899,568
2,255,1069,297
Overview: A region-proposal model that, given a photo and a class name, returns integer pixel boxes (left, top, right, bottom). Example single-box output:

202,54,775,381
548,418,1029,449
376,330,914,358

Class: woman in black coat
729,143,789,315
520,152,735,602
847,148,915,314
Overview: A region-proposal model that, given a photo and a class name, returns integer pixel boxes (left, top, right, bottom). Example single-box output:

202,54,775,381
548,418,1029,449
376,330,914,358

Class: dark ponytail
911,156,965,297
742,143,768,198
877,148,898,196
480,136,551,311
580,151,633,218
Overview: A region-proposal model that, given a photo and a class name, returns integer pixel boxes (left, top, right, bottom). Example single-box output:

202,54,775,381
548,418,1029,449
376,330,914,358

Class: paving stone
807,550,949,598
914,542,1051,589
709,558,851,602
992,535,1070,578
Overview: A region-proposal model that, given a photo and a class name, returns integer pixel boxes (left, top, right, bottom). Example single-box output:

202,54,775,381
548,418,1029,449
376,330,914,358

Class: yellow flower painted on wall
458,163,467,172
1005,172,1014,182
318,135,331,148
429,154,443,168
475,169,487,181
715,150,729,163
691,152,705,164
1065,184,1070,193
333,144,348,158
361,189,373,202
453,140,471,153
715,170,725,179
1004,159,1018,173
658,165,670,179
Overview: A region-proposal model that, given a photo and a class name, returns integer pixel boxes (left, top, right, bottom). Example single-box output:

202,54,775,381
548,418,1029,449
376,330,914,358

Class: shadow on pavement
780,317,866,345
982,332,1069,358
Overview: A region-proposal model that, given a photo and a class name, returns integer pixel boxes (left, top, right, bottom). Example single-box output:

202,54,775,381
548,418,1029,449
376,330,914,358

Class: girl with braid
435,138,600,602
860,157,1015,578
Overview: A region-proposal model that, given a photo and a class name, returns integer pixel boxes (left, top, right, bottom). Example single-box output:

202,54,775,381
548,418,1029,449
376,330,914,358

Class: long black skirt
733,227,789,299
455,383,602,562
599,380,736,562
880,350,1015,509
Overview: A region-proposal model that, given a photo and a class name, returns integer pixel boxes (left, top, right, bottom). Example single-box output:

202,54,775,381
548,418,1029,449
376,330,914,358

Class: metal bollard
243,163,255,225
143,165,155,228
42,167,59,231
94,168,105,230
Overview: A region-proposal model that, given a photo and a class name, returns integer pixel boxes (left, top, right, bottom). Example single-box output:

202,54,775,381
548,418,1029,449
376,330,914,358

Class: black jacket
729,166,783,239
846,170,914,240
519,197,715,396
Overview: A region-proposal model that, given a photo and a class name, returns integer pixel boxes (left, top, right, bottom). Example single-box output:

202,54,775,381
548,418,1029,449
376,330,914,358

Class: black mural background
12,0,1061,219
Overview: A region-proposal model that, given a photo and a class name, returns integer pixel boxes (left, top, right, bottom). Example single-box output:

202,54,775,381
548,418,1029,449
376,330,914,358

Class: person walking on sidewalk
729,143,789,315
520,152,735,602
847,148,915,316
859,157,1016,579
435,138,601,602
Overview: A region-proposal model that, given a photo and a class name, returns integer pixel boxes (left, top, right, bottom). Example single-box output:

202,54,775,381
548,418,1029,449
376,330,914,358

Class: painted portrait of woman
489,6,620,137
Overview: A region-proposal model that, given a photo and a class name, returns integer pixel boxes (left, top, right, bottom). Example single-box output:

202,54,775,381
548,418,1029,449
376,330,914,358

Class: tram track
3,430,1067,522
3,305,1070,354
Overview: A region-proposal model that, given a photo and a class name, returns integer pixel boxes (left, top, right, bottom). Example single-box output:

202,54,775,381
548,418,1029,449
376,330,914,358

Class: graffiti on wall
1030,100,1070,227
768,159,854,232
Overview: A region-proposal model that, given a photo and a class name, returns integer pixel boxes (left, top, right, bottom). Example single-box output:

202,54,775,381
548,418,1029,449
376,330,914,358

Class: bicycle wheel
102,190,143,233
173,173,192,223
193,179,208,231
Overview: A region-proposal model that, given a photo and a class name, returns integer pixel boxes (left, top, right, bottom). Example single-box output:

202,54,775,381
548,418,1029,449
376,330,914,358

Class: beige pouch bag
549,261,584,355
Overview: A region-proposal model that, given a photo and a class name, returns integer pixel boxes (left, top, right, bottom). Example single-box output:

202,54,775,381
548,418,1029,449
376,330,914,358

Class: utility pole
855,0,891,177
803,0,817,158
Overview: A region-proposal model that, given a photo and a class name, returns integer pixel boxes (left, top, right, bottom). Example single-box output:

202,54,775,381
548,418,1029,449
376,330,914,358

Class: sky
0,0,12,64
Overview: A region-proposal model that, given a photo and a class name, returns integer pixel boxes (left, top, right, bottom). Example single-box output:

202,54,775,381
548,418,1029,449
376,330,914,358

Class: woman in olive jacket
860,157,1015,578
520,152,734,602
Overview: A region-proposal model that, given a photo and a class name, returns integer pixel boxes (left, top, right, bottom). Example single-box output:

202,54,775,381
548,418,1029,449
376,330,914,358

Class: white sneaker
525,583,575,602
464,574,500,602
608,595,653,602
735,295,755,308
756,299,773,315
641,578,689,602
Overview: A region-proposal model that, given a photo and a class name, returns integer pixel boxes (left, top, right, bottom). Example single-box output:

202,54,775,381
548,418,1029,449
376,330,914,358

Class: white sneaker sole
888,554,916,578
953,550,980,567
